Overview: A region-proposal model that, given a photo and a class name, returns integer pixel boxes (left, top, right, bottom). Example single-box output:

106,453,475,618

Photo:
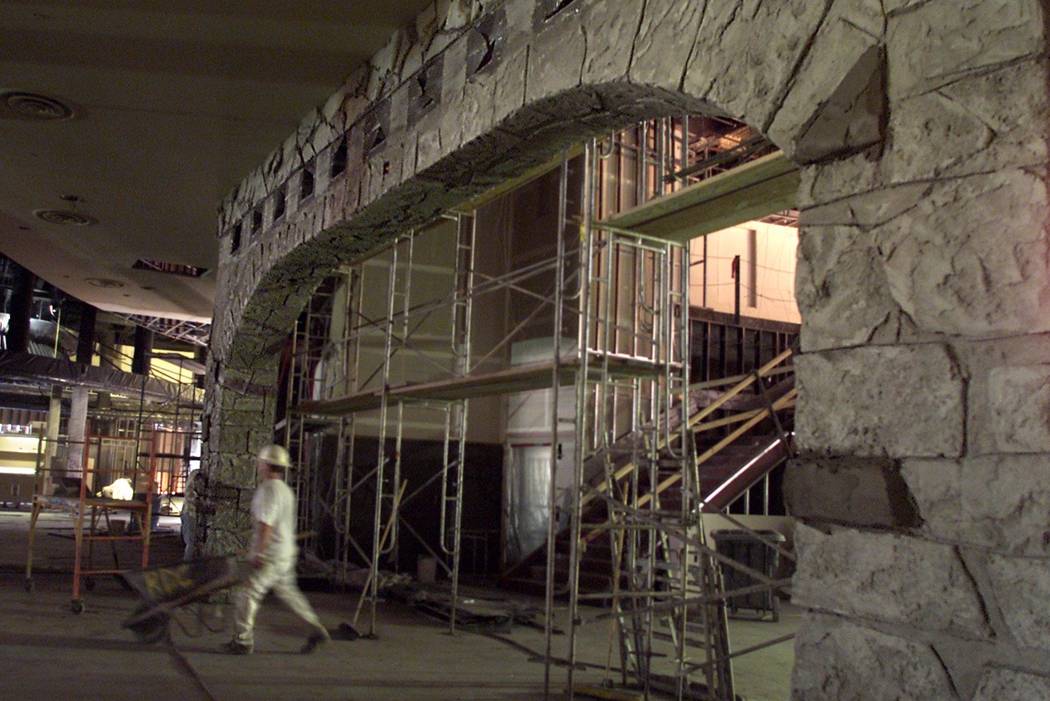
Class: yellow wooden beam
601,151,799,242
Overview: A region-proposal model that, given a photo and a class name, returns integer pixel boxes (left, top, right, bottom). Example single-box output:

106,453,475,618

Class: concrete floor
0,507,797,700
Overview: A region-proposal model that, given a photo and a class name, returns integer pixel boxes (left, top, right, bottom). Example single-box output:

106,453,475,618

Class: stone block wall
207,0,1050,696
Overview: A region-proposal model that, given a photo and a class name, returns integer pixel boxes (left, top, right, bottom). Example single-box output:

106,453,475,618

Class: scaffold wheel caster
84,577,96,592
24,578,33,593
71,599,85,615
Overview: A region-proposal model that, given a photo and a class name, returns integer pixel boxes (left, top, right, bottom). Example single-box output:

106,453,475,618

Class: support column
45,386,62,489
6,265,34,354
94,392,112,436
64,386,89,481
195,346,207,389
132,326,152,375
76,303,96,365
98,327,121,370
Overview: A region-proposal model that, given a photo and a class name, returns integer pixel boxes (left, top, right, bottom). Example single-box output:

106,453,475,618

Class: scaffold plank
295,356,668,416
600,151,799,242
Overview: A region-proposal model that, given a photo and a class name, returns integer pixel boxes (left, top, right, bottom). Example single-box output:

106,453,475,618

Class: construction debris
387,582,554,634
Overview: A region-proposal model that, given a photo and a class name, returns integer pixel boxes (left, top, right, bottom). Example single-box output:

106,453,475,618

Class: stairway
501,352,795,595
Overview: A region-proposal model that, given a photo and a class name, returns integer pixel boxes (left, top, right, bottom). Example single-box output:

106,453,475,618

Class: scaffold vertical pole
566,138,597,698
439,212,474,634
366,238,403,637
543,152,569,700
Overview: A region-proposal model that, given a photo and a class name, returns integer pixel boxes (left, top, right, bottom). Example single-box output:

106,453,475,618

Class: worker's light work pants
180,512,197,562
232,559,324,647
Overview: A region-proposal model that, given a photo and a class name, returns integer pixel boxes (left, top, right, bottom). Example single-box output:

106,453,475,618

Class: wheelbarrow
120,556,251,644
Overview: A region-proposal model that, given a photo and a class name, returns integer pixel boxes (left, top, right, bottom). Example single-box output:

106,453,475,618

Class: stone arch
207,0,1050,696
208,0,882,489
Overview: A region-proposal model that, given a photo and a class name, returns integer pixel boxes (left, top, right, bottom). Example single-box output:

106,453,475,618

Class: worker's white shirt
183,471,200,517
250,478,297,565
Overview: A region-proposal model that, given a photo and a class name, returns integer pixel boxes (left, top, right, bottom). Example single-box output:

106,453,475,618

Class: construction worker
223,444,330,654
180,469,205,561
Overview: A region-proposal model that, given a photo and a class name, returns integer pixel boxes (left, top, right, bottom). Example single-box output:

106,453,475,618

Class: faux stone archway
206,0,1050,696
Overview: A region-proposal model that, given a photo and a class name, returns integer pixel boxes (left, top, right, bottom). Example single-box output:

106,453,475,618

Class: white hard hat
257,444,292,468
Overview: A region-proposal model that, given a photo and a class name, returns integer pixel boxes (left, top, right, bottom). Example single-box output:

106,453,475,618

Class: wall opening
260,111,801,697
300,165,315,201
330,137,347,178
229,221,242,254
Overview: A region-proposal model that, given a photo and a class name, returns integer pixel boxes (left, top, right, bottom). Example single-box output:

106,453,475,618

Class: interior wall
306,431,503,576
338,217,504,445
690,222,800,324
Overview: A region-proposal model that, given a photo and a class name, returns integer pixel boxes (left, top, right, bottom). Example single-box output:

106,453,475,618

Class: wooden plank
640,387,798,510
600,151,799,243
296,356,662,416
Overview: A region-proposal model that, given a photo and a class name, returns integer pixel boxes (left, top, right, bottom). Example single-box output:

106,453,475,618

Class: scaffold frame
285,117,801,700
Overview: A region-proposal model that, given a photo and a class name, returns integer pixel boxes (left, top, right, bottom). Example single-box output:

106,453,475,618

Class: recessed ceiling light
34,209,97,226
85,278,124,288
2,91,74,121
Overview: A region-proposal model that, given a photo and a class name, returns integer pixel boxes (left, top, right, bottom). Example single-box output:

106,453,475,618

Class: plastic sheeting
504,446,550,566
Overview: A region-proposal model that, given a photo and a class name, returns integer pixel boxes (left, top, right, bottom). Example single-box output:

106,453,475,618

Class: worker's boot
300,628,331,654
222,639,253,655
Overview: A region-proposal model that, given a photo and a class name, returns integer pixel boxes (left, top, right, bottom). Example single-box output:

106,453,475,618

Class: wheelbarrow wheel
126,603,171,644
71,599,85,614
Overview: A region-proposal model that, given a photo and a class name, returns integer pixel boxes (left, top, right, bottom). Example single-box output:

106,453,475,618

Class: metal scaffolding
23,346,203,613
287,116,798,699
285,212,479,636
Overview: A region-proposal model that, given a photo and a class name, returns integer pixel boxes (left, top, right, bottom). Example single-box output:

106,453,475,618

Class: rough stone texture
791,43,885,164
886,0,1044,100
795,344,964,457
785,457,921,528
796,151,882,209
793,524,991,639
873,170,1050,338
795,222,905,351
628,0,706,92
767,0,884,160
974,666,1050,701
959,334,1050,455
903,456,1050,556
683,0,832,132
987,555,1050,652
884,59,1050,182
799,167,1050,341
798,57,1050,347
791,613,956,700
985,365,1050,453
